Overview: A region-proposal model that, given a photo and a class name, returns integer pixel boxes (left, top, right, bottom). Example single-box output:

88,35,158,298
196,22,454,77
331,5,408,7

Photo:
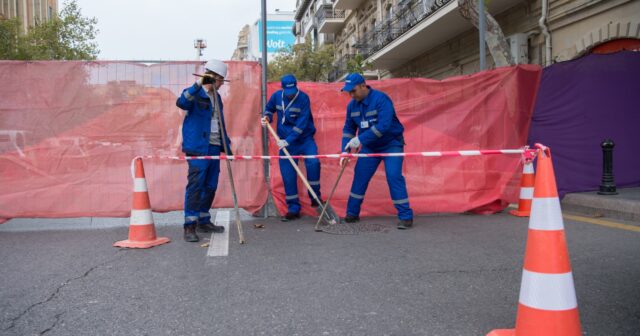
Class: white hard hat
204,59,227,78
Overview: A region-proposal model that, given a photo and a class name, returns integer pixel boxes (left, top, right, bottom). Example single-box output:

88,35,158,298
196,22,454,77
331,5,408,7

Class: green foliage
0,18,22,59
346,54,366,74
0,0,98,60
267,39,335,82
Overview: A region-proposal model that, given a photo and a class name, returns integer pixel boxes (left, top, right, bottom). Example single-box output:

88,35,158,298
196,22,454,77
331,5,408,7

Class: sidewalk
561,187,640,223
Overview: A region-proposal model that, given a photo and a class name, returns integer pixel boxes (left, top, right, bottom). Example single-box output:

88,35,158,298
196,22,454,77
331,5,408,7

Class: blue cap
281,74,298,96
341,73,365,92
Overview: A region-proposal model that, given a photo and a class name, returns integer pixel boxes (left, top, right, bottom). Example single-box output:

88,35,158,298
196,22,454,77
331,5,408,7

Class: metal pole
261,0,268,117
479,0,486,71
260,0,279,218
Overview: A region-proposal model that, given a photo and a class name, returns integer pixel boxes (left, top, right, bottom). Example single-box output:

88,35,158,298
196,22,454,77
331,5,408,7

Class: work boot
197,221,225,233
183,225,199,242
310,198,324,207
397,219,413,230
281,212,301,222
343,214,360,223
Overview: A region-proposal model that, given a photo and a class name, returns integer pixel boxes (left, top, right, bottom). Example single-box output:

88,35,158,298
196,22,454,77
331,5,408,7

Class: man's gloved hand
344,137,361,151
277,139,289,149
339,152,349,167
196,76,204,86
261,116,271,126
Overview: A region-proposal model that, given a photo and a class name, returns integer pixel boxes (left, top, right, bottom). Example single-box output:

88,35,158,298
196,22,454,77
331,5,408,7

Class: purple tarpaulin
528,51,640,197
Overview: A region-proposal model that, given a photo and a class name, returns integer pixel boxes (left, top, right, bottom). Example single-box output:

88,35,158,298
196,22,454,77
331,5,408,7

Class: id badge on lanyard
211,119,219,133
360,120,370,129
281,90,299,125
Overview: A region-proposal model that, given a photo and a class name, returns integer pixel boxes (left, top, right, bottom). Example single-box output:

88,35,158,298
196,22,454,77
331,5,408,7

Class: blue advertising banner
258,20,295,53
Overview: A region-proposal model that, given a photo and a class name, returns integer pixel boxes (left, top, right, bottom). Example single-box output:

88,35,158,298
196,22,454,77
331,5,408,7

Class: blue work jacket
341,87,405,151
264,89,317,145
176,83,232,155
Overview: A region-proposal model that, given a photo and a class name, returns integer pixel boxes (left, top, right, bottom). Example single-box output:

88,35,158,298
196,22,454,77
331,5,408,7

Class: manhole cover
318,222,389,235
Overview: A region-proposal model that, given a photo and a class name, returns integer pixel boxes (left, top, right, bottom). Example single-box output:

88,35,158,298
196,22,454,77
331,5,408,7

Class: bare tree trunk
458,0,513,67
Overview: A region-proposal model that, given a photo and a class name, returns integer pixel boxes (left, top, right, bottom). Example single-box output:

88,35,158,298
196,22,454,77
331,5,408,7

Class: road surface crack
38,312,64,335
2,250,125,333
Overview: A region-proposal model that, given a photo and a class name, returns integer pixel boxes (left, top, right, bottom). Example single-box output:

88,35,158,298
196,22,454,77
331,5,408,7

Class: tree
457,0,513,67
346,54,367,74
0,0,98,60
267,39,335,82
0,18,22,59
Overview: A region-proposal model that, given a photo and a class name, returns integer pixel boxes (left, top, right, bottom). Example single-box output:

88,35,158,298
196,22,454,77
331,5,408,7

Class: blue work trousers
279,137,321,214
184,144,221,227
346,145,413,220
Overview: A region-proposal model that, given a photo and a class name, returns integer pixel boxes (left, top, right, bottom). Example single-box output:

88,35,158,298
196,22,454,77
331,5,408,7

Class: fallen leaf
200,243,209,248
254,224,264,229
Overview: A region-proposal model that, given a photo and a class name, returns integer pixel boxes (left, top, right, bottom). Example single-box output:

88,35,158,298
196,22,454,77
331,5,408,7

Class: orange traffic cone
487,145,581,336
509,160,535,217
114,158,170,249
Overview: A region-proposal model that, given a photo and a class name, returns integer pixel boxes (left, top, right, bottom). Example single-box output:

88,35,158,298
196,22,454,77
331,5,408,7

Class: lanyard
281,90,299,125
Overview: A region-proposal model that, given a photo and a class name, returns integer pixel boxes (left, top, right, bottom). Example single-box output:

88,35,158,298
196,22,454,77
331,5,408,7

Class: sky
69,0,296,61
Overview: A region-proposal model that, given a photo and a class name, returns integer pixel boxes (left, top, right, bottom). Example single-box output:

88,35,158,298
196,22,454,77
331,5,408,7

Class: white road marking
206,210,230,257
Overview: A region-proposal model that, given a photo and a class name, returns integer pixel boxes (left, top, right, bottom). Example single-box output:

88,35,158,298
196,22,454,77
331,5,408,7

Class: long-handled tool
265,123,338,225
314,156,350,232
213,87,245,244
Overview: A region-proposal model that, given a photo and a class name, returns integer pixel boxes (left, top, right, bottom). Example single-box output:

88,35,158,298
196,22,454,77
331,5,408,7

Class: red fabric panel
268,65,542,217
0,61,266,222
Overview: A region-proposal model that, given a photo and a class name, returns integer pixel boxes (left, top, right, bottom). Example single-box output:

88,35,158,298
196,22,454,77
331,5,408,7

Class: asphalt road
1,211,638,335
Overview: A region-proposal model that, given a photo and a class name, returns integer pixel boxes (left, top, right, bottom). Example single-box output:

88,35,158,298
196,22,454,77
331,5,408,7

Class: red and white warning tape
138,148,536,161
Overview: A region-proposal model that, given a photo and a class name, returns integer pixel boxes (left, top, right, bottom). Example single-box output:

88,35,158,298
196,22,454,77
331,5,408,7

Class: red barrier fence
0,61,265,223
0,61,540,224
267,65,541,217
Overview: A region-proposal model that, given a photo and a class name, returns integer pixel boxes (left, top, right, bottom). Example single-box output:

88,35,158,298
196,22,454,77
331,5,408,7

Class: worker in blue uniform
339,73,414,229
262,74,322,222
176,59,232,242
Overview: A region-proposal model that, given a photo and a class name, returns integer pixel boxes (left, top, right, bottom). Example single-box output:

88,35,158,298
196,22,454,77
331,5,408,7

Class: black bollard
598,139,618,195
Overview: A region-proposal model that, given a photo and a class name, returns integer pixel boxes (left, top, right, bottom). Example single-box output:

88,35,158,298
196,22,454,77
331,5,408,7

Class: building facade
293,0,342,48
0,0,58,34
293,0,640,81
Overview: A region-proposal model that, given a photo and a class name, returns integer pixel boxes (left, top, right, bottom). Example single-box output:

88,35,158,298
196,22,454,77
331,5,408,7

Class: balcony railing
315,5,346,23
328,54,357,82
353,0,452,59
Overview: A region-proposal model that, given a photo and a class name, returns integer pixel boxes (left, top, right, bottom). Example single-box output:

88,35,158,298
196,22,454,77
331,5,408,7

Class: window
32,0,37,25
2,0,9,18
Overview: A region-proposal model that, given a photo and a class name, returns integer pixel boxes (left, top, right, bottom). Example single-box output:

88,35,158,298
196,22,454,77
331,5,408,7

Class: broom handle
265,122,333,223
314,158,349,231
213,86,245,244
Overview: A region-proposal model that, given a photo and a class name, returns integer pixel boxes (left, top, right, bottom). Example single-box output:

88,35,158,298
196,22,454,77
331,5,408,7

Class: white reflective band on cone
130,209,153,225
519,270,578,311
519,187,534,200
523,162,534,174
133,178,148,192
529,197,565,230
